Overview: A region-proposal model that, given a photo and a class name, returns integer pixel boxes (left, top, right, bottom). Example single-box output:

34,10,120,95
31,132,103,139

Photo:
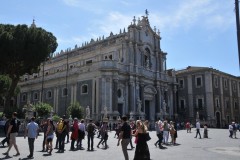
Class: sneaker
2,152,8,155
27,155,33,158
13,153,20,156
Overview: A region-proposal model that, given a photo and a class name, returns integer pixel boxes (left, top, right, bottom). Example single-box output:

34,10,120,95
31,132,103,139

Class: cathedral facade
18,13,177,124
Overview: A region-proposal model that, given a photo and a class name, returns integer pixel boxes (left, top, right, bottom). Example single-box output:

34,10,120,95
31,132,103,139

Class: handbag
146,132,151,141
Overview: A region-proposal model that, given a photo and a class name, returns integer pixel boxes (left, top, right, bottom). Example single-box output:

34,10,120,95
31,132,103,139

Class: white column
187,75,194,118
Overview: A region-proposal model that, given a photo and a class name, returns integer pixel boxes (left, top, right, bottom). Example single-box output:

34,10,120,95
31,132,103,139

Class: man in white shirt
77,119,85,149
24,117,39,158
194,120,201,139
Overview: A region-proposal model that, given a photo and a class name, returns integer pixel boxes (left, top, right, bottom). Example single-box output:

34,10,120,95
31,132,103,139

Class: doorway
216,112,221,128
118,103,123,117
145,100,150,120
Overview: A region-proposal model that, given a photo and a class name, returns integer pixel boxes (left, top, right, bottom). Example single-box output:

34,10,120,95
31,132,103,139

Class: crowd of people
0,112,240,159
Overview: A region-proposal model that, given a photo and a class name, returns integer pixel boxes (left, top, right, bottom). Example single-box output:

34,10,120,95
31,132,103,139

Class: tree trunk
4,75,19,112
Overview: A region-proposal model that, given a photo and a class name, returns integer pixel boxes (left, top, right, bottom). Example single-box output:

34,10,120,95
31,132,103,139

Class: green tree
67,102,84,119
0,24,58,110
52,114,60,122
0,75,11,97
33,102,52,118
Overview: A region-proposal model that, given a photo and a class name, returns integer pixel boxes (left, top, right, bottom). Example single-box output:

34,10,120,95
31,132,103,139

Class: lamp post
41,57,49,103
235,0,240,69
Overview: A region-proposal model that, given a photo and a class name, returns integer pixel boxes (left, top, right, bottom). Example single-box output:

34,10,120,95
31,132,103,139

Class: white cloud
149,0,234,33
91,11,133,36
62,0,104,14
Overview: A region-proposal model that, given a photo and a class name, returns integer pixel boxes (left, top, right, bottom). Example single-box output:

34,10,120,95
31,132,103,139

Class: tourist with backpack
2,112,21,158
86,119,97,151
56,117,67,153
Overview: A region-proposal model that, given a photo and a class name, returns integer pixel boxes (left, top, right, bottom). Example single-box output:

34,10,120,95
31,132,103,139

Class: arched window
62,88,68,97
117,89,122,98
144,48,151,69
81,84,88,94
33,92,38,100
46,90,52,99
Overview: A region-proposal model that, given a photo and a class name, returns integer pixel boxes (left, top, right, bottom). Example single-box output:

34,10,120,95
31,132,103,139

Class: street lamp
41,57,49,103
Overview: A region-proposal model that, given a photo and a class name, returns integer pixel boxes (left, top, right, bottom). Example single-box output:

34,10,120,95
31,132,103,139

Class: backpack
57,121,64,132
87,123,95,134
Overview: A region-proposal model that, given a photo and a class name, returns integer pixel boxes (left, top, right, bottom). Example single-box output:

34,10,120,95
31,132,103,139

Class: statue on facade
145,57,150,69
137,98,142,114
103,106,108,118
196,111,199,120
85,106,90,119
163,100,167,114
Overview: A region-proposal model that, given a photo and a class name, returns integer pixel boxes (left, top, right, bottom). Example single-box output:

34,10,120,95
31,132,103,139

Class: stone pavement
0,128,239,160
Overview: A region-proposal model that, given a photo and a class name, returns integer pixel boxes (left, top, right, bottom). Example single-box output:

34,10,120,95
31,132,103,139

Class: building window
33,92,38,100
109,55,112,60
46,90,52,99
117,89,122,98
197,98,203,109
225,99,229,109
24,77,28,81
214,76,218,88
22,94,26,102
180,99,185,109
195,76,202,87
86,60,93,65
144,48,151,69
224,79,228,89
226,115,230,124
45,71,49,76
62,88,68,97
69,65,74,69
233,81,237,91
179,79,184,89
215,98,220,108
234,101,238,110
81,84,88,94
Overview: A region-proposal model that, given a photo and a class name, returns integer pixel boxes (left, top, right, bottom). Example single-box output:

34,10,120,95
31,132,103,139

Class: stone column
220,77,225,120
229,80,233,119
140,83,145,112
112,78,118,112
129,81,135,113
187,75,194,118
173,85,177,117
156,85,161,113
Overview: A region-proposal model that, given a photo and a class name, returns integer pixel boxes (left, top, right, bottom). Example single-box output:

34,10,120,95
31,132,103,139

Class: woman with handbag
132,120,150,160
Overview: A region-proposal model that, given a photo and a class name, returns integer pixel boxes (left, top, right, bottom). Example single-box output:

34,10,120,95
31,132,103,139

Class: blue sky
0,0,239,76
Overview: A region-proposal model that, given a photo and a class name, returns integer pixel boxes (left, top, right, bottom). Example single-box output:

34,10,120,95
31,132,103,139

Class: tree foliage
33,102,52,118
67,102,84,119
0,75,11,97
0,24,58,109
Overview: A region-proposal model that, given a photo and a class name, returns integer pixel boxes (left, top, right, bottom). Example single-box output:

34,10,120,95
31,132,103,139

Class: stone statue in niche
137,98,142,113
85,106,90,119
163,100,167,113
103,106,108,118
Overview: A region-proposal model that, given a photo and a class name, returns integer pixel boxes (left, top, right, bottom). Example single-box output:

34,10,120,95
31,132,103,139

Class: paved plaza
0,128,239,160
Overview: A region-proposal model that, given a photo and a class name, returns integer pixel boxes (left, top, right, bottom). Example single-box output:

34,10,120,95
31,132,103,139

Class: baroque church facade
17,13,177,124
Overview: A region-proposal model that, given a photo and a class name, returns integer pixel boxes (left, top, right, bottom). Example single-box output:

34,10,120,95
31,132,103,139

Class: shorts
10,132,18,143
47,135,54,142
